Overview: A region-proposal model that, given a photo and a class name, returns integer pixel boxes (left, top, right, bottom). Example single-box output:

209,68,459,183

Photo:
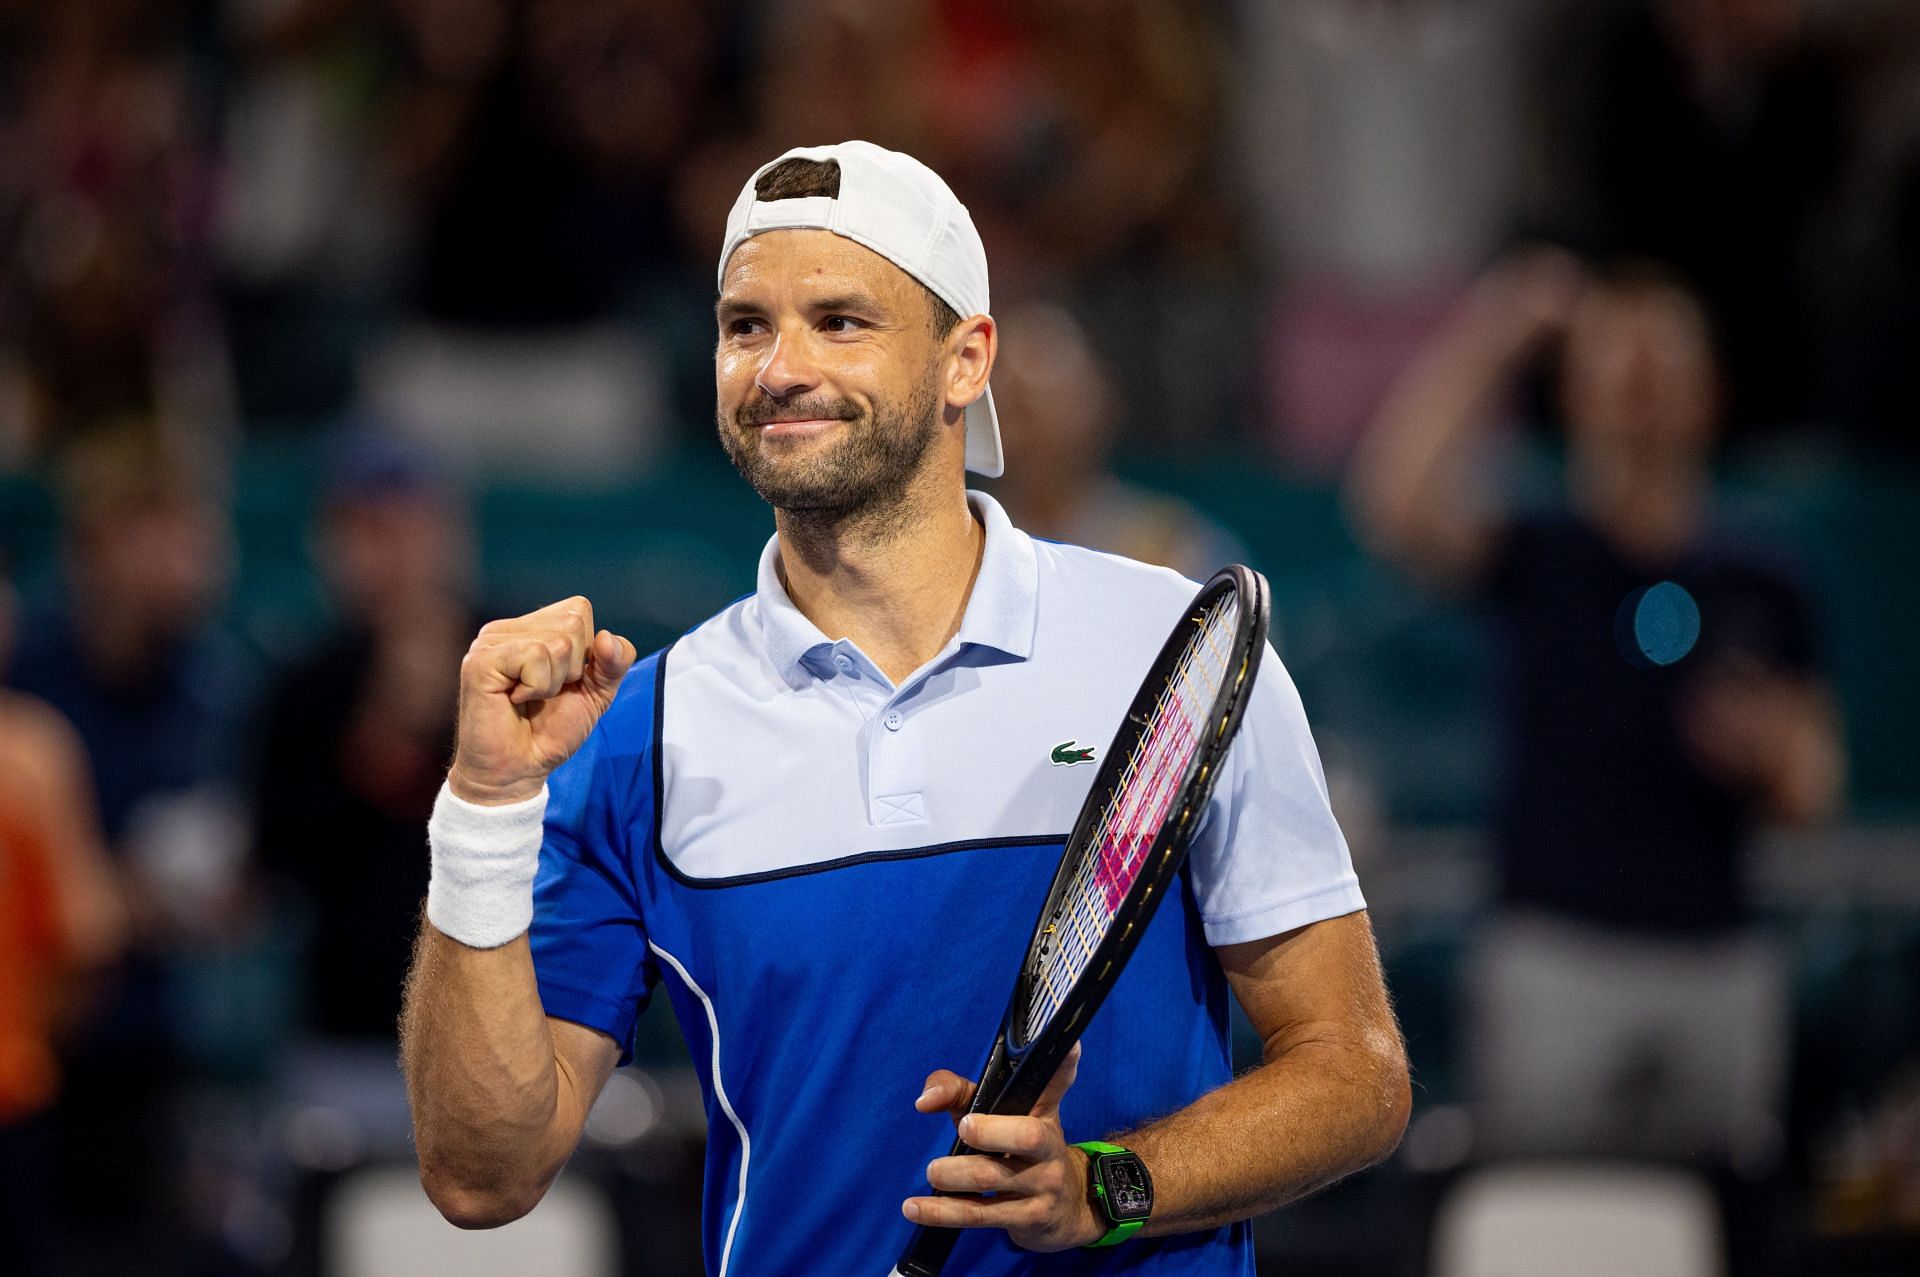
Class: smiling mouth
756,417,849,437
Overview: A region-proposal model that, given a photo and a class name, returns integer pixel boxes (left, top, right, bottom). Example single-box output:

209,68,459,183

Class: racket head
1006,564,1269,1060
891,565,1270,1277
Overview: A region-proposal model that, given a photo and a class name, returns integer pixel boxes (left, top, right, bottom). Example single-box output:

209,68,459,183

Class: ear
943,314,996,419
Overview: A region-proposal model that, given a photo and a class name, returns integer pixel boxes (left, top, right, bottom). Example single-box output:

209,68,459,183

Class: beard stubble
716,371,945,535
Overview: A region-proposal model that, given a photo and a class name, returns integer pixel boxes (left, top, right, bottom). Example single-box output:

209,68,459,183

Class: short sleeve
1186,642,1365,946
529,675,660,1063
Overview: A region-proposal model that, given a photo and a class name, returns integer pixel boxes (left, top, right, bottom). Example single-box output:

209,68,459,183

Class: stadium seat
321,1163,620,1277
1429,1160,1725,1277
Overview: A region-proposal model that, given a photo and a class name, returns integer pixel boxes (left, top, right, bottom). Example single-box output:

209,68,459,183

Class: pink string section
1092,700,1199,913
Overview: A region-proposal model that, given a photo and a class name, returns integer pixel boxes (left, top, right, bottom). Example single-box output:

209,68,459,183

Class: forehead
719,228,927,309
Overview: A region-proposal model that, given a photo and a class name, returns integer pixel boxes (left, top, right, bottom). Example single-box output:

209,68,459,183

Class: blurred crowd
1,0,1917,1274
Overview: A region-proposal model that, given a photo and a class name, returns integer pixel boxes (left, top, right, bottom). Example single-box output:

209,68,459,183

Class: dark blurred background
1,0,1916,1274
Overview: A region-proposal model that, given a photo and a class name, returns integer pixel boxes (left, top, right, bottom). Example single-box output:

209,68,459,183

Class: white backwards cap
718,140,1003,478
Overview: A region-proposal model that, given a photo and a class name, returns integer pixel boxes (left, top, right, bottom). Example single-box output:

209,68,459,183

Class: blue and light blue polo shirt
529,491,1364,1276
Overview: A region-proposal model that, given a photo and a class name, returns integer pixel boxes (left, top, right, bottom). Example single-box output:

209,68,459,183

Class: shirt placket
819,640,939,829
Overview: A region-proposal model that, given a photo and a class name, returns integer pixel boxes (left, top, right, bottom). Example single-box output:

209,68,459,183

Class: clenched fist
446,596,636,806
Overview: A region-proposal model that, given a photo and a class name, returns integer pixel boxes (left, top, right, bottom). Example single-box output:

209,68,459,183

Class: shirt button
833,653,854,673
883,710,904,732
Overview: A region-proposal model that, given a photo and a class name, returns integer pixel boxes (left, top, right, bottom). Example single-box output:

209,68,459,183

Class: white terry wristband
426,781,549,949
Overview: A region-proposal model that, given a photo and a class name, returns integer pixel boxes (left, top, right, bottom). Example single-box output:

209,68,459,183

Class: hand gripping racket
889,564,1270,1277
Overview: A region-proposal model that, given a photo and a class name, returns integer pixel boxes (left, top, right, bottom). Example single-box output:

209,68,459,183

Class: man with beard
401,142,1407,1274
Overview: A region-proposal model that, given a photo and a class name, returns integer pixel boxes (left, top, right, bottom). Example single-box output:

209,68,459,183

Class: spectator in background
359,0,735,475
1345,248,1845,1164
1234,0,1541,470
0,556,127,1277
932,0,1243,452
213,0,420,426
3,426,254,1271
253,436,473,1044
9,428,249,855
0,1,231,467
675,0,1242,451
990,301,1244,581
1529,0,1847,434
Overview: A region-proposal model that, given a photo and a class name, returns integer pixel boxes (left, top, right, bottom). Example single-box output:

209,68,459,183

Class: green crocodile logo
1050,740,1096,766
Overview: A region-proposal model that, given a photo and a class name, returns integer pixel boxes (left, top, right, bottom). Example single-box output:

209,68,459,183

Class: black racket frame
893,564,1270,1277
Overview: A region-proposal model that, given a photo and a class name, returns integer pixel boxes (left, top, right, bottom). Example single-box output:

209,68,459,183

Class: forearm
1114,1029,1410,1238
1765,688,1846,826
399,925,582,1226
1346,304,1526,551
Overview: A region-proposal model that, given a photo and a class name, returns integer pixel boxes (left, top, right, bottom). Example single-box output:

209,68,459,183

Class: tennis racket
889,564,1270,1277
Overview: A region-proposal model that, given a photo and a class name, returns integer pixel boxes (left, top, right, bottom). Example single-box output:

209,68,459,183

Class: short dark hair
752,157,962,340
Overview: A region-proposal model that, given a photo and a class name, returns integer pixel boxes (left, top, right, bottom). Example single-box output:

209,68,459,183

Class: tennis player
402,141,1409,1274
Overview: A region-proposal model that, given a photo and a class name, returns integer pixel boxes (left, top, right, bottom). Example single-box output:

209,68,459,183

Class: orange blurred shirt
0,803,65,1121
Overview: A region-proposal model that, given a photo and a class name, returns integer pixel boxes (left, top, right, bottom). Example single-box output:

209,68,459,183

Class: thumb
916,1069,978,1126
1029,1041,1082,1123
581,630,637,703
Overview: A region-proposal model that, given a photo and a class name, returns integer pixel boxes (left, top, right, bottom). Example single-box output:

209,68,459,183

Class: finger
559,597,594,673
581,630,637,704
957,1113,1055,1160
1029,1041,1081,1123
505,598,591,677
546,633,585,688
916,1069,977,1118
502,640,556,704
902,1194,1044,1231
926,1153,1021,1196
522,594,594,636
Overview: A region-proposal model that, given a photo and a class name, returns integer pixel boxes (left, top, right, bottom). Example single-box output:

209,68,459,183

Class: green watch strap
1086,1219,1145,1249
1072,1141,1149,1249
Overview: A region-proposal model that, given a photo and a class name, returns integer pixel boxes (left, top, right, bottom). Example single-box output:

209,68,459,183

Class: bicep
1218,911,1402,1067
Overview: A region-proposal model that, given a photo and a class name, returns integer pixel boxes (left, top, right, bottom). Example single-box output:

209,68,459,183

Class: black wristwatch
1071,1141,1153,1248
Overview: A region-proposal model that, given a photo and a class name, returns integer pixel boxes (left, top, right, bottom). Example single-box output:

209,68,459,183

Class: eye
822,315,863,333
724,317,767,338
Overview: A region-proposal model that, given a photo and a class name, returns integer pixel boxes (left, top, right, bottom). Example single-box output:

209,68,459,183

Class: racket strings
1034,600,1233,1015
1024,594,1241,1037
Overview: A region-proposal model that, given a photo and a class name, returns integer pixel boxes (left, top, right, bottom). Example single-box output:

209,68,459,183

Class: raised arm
399,597,636,1227
906,910,1410,1250
1343,247,1588,584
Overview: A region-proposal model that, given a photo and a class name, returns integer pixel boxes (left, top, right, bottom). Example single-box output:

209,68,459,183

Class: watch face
1098,1153,1154,1222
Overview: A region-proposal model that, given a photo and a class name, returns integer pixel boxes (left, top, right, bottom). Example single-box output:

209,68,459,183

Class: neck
775,471,984,685
1573,453,1705,562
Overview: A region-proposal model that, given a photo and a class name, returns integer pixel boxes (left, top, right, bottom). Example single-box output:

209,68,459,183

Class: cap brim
965,386,1004,478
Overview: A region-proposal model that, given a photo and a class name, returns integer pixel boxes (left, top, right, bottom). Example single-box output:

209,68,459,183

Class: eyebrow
715,288,891,326
806,290,887,317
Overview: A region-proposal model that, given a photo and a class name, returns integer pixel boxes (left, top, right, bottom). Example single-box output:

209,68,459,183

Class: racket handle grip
891,1223,962,1277
890,1132,977,1277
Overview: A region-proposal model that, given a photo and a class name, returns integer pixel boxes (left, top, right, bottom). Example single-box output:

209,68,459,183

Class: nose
755,325,820,401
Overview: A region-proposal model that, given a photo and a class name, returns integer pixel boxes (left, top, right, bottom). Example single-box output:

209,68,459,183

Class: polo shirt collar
755,490,1039,688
